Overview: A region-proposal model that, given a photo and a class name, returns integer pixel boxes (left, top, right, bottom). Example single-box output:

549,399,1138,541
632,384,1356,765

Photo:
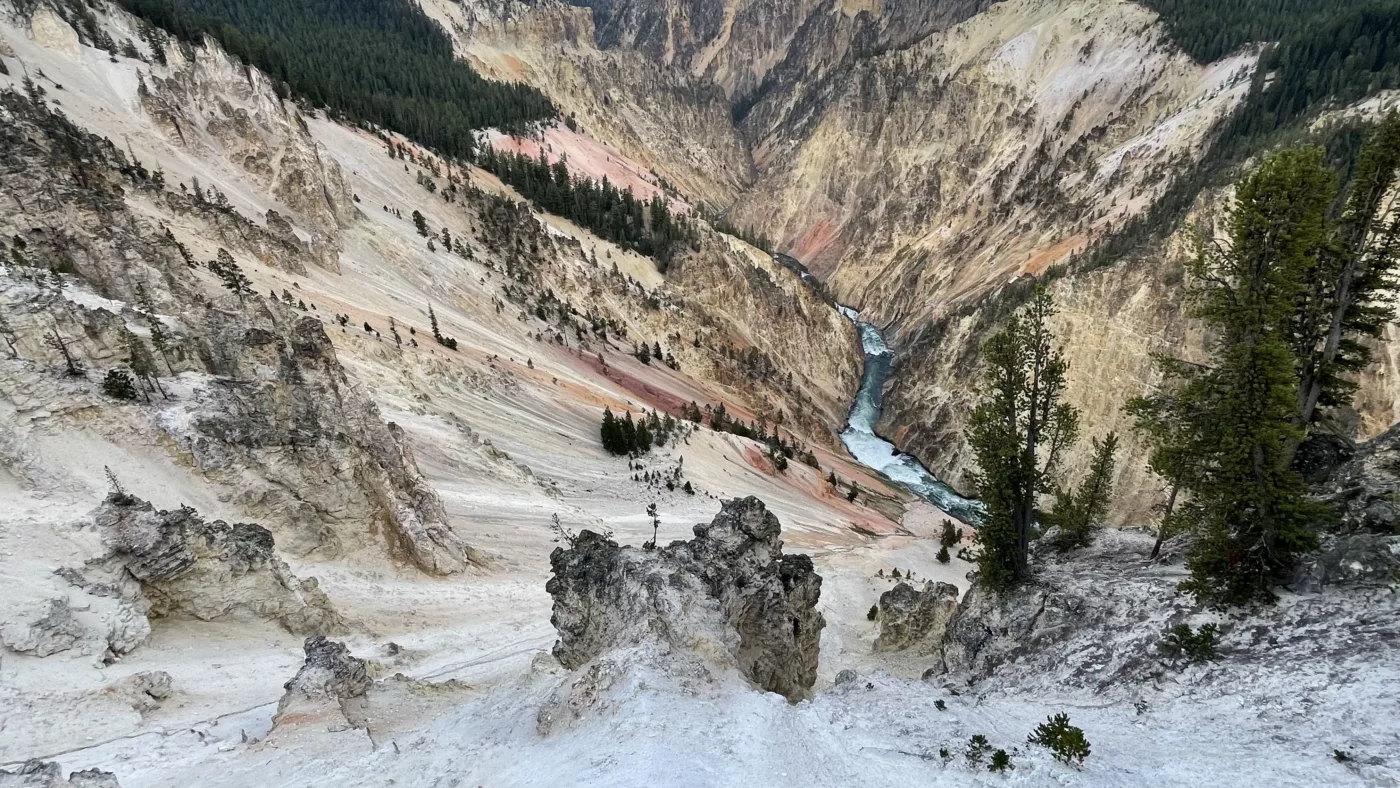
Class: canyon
1,0,1398,785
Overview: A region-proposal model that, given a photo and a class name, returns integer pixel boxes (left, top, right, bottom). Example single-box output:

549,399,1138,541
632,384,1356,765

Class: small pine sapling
966,734,992,766
1028,713,1090,766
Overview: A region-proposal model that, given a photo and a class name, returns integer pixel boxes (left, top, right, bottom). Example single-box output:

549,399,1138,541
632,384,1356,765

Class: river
837,306,983,524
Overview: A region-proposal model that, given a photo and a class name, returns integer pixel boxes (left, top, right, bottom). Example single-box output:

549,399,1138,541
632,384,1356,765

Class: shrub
101,368,138,400
936,545,950,563
1159,623,1220,663
966,734,992,765
988,749,1013,773
939,519,960,548
1028,713,1090,766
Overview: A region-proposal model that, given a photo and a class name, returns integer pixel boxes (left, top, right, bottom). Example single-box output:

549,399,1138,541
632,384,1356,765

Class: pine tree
124,329,166,400
1178,148,1329,604
1288,112,1400,460
101,368,138,400
601,406,625,455
966,286,1079,590
939,519,960,549
1049,432,1118,550
210,250,252,303
429,304,442,343
412,210,429,237
1125,371,1209,561
135,283,174,372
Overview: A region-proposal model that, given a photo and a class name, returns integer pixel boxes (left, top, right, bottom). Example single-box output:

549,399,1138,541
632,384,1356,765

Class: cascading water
837,306,983,524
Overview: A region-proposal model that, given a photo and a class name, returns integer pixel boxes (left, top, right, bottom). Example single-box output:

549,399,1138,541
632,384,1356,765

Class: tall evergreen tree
1288,112,1400,458
966,286,1079,590
1177,148,1330,604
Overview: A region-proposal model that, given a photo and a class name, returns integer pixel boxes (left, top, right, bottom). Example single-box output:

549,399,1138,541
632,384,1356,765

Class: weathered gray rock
273,635,372,731
546,496,824,700
874,581,959,654
0,599,86,657
104,671,174,714
94,494,345,636
1313,422,1400,534
1292,534,1400,592
187,308,483,575
0,760,120,787
935,532,1193,691
272,636,468,741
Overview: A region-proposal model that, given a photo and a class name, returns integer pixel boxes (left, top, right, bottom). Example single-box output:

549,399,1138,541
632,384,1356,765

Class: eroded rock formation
546,496,824,700
139,34,356,269
272,635,469,741
182,306,484,573
274,635,373,732
874,581,959,655
89,493,344,635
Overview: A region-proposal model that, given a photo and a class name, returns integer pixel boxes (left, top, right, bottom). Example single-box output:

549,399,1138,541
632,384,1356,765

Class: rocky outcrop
89,494,344,636
546,496,824,700
874,581,959,655
1292,535,1400,593
0,599,87,657
140,35,356,267
273,635,373,732
184,305,484,573
272,636,469,741
933,531,1400,701
0,761,119,788
1313,422,1400,534
103,670,175,715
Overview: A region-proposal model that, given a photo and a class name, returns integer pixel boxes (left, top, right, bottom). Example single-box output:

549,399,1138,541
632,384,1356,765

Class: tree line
970,114,1400,605
475,147,693,268
117,0,556,158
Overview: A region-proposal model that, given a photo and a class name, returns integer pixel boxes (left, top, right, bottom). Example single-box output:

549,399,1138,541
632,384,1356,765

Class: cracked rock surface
546,496,824,700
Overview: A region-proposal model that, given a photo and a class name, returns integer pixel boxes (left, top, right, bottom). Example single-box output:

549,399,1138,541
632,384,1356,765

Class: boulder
273,635,372,731
0,599,85,657
104,671,174,715
874,581,959,654
272,636,468,742
546,497,824,700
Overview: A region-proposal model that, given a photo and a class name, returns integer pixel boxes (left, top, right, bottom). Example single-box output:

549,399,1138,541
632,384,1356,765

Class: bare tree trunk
1149,482,1180,562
